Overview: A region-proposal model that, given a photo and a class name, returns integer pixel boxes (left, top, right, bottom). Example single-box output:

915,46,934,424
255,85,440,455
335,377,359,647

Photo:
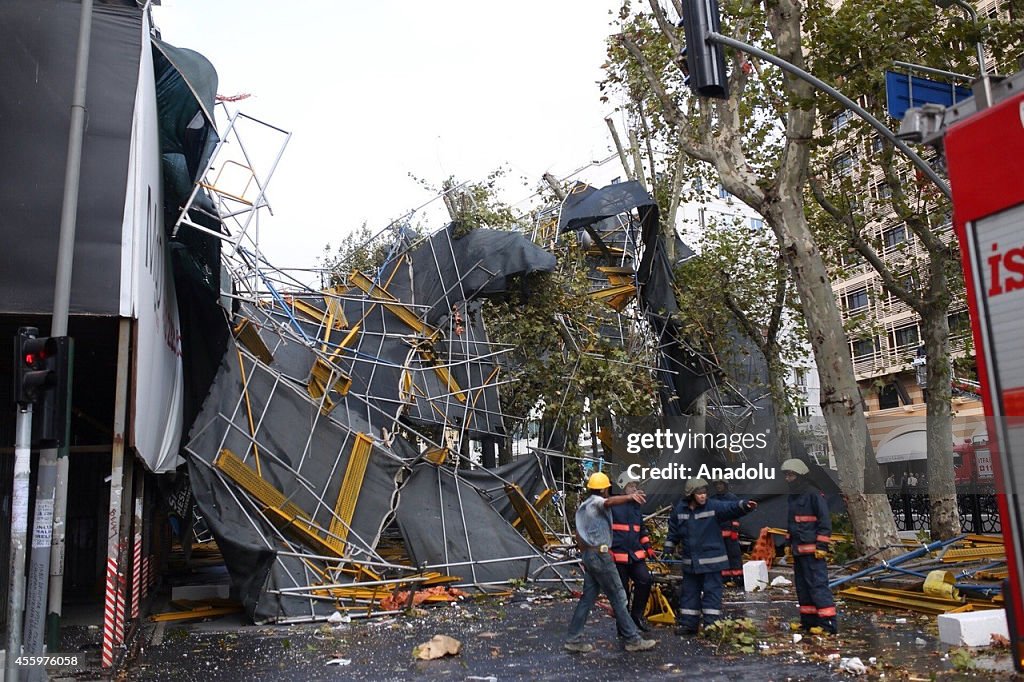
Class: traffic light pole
26,0,94,659
6,406,33,682
704,30,951,200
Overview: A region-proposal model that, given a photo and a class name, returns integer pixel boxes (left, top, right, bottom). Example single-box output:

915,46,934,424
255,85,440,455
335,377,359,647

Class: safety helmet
780,458,810,476
617,470,640,490
684,478,709,497
586,471,612,490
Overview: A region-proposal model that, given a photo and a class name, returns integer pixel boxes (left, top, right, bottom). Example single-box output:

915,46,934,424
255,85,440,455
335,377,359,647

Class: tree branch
637,98,658,188
809,177,923,313
605,117,637,181
720,272,768,356
766,251,787,342
880,146,945,256
648,0,683,54
617,32,684,127
628,126,648,190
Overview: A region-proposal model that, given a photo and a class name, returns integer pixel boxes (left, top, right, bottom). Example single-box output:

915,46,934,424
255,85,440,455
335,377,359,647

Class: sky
152,1,630,276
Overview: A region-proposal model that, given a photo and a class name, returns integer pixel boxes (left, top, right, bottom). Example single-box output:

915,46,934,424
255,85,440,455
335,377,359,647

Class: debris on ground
412,633,462,660
839,656,867,675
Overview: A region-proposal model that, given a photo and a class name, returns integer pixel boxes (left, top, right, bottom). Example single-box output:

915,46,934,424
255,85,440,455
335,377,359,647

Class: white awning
876,430,928,464
876,430,959,464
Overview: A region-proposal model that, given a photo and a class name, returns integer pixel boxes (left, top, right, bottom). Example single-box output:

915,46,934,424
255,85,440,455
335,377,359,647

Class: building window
878,383,900,409
871,135,884,155
887,272,918,302
872,181,892,202
832,152,855,178
845,288,869,312
892,324,920,349
831,110,854,133
717,184,731,200
749,218,764,230
841,248,864,267
796,405,811,420
851,337,876,358
883,224,907,250
795,368,807,387
948,310,970,335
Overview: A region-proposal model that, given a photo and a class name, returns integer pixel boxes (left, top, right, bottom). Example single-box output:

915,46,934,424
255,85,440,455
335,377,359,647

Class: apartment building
825,0,1001,469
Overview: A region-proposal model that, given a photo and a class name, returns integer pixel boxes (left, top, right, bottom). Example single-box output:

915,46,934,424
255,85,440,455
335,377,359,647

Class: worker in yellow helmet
564,471,658,653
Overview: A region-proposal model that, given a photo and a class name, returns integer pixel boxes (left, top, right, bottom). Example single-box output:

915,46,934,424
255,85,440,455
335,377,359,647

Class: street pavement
45,579,1018,681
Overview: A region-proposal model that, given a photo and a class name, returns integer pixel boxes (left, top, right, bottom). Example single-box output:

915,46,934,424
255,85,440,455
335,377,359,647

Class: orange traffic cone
748,527,776,568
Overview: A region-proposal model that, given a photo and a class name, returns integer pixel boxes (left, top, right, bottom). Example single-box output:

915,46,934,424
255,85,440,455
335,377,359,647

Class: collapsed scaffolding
165,81,797,623
162,103,670,622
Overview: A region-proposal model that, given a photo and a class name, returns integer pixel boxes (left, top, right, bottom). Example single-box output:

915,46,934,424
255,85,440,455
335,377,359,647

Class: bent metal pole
706,31,951,200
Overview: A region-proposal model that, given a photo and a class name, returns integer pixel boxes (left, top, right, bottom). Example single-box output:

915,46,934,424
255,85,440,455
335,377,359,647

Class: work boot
563,640,594,653
632,615,652,632
675,625,697,636
624,637,657,652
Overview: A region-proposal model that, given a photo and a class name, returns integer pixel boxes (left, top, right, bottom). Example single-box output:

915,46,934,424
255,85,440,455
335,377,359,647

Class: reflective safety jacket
711,491,741,541
786,484,832,556
664,498,751,574
610,502,652,564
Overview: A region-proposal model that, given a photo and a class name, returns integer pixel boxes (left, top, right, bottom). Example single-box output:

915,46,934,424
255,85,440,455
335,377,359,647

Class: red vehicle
945,70,1024,672
952,438,994,485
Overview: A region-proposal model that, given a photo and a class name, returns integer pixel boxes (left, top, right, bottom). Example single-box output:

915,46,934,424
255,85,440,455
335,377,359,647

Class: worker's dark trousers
566,549,643,645
722,536,743,582
794,554,837,632
677,571,723,630
614,561,653,634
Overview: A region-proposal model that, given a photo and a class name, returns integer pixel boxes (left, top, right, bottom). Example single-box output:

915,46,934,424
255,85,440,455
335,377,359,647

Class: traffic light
15,327,55,405
679,0,729,99
13,327,73,447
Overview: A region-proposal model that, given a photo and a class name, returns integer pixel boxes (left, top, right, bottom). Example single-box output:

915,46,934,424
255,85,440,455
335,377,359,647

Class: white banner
119,12,183,473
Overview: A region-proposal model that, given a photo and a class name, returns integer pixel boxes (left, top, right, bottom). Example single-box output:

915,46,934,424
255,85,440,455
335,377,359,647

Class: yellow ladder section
326,433,373,553
214,448,342,558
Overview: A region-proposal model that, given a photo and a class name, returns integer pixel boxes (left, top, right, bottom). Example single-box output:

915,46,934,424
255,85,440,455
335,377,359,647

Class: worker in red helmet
565,471,657,653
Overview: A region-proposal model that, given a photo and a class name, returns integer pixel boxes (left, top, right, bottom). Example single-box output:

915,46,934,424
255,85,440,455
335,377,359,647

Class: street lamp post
932,0,993,105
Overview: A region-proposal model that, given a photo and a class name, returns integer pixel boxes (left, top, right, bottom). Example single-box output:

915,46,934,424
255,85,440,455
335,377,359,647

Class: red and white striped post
131,493,142,619
101,320,130,669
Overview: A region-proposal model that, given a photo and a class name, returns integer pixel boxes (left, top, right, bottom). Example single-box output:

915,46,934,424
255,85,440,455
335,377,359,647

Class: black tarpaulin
455,452,555,523
252,228,555,439
0,1,142,314
152,37,220,215
152,34,227,444
557,181,655,234
396,463,546,585
184,336,406,621
391,226,557,325
557,181,716,411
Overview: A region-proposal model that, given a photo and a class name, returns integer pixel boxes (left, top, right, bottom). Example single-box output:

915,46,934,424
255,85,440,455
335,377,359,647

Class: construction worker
564,471,657,653
610,475,654,633
781,458,837,634
711,479,744,587
664,478,756,635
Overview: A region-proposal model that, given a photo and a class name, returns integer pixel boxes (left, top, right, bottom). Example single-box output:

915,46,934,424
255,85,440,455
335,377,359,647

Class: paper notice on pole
12,478,29,531
32,497,54,548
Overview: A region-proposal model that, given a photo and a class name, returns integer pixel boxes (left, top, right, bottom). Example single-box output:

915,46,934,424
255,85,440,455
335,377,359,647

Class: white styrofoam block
743,560,769,592
937,609,1009,647
171,583,231,601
